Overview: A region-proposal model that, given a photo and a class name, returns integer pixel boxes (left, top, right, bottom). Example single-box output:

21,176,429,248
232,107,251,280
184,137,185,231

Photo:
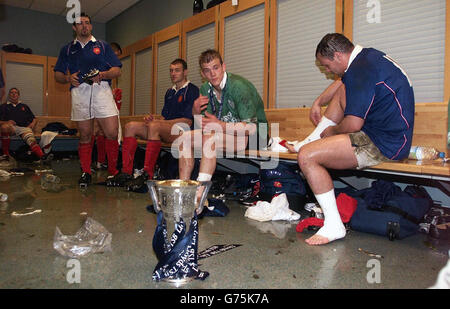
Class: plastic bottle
43,174,61,183
409,146,445,160
0,193,8,202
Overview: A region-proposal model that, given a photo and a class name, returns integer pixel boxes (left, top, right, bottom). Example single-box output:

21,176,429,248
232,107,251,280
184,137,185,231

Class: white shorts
71,81,119,121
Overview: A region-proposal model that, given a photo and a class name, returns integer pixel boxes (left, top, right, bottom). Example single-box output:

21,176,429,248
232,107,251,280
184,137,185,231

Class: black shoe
125,172,149,193
79,172,92,188
106,172,133,187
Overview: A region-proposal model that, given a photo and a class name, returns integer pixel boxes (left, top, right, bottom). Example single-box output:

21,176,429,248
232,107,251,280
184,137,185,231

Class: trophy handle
146,180,161,212
196,181,212,214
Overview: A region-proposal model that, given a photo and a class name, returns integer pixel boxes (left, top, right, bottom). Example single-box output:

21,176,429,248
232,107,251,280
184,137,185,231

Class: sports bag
338,180,432,240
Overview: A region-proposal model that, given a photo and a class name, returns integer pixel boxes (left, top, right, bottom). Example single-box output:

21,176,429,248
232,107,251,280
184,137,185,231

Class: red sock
78,141,93,174
96,135,106,164
121,137,138,175
30,144,44,158
144,140,162,179
105,138,119,176
1,133,11,156
296,217,324,233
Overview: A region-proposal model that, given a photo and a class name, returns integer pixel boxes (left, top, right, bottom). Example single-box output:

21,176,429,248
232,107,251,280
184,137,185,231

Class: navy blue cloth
259,162,306,196
0,103,35,127
161,82,199,124
152,211,209,281
54,39,122,89
342,48,415,160
198,198,230,218
337,180,431,239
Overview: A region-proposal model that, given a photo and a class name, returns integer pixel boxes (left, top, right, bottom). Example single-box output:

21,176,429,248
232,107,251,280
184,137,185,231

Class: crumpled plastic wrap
53,217,112,258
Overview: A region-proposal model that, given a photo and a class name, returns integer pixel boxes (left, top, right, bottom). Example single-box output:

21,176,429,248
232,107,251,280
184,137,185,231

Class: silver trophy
147,179,212,284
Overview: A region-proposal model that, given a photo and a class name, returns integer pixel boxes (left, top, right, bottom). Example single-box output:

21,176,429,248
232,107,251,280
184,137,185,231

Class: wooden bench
34,116,79,137
6,116,79,152
119,103,449,180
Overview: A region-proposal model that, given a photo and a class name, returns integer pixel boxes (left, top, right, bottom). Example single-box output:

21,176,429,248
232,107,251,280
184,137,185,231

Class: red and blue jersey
162,82,199,123
54,37,122,89
342,47,415,160
0,102,35,127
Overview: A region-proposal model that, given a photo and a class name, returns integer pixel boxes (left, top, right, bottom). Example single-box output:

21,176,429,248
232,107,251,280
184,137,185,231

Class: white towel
244,193,301,222
39,131,59,154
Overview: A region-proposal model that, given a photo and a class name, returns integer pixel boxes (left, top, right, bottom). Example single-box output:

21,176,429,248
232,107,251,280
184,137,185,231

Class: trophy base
162,276,195,286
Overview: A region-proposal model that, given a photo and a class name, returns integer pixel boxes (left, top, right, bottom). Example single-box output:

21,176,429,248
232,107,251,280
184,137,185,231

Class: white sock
294,116,336,152
197,173,212,182
314,189,346,242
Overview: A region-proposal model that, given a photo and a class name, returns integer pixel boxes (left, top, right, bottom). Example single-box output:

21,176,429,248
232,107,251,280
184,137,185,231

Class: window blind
5,62,44,115
186,23,216,89
275,0,336,108
134,47,153,115
223,4,266,99
156,38,179,114
353,0,446,103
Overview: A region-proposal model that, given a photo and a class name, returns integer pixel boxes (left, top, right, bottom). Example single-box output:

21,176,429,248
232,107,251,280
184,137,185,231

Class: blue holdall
337,180,432,240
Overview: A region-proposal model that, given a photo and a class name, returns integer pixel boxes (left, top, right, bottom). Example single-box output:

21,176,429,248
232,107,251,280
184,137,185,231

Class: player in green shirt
176,49,267,186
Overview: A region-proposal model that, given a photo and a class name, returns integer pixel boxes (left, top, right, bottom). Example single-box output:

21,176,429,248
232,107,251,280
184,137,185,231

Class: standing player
54,13,122,187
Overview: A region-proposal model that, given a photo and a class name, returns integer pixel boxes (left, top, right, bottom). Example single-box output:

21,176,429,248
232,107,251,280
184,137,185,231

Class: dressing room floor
0,157,448,289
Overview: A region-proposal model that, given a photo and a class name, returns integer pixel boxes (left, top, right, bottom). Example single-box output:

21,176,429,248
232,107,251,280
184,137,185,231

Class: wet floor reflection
245,218,299,239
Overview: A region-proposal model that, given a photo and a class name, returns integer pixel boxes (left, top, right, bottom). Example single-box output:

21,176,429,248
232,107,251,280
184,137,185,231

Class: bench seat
31,102,449,181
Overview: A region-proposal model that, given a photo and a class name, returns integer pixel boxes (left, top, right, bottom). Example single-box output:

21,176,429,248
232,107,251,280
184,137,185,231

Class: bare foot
305,234,331,246
305,225,346,246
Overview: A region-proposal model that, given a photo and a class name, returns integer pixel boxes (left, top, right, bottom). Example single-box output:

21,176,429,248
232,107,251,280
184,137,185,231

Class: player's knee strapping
21,129,37,147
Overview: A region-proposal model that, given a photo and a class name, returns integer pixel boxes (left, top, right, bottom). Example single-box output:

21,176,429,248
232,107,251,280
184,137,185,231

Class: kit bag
339,180,432,240
259,161,308,211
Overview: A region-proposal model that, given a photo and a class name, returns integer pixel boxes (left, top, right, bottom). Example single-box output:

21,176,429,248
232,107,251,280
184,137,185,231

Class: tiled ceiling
0,0,140,23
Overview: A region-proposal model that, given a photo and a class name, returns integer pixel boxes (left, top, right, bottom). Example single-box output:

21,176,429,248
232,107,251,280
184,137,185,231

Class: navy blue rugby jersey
342,48,415,160
54,38,122,89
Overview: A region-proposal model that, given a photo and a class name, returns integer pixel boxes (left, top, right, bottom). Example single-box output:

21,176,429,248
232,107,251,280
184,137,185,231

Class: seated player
0,88,47,161
285,33,415,245
106,58,199,188
176,49,268,202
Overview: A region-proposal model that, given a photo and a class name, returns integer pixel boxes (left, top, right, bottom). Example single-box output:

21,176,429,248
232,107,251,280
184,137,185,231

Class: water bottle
0,193,8,202
43,174,61,183
409,146,445,160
